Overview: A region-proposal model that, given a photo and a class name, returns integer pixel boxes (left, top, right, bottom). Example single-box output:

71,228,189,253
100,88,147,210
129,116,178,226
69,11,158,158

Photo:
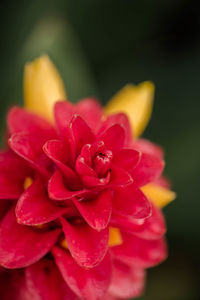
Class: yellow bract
23,177,33,190
24,55,67,122
109,227,123,247
105,81,154,138
141,183,176,208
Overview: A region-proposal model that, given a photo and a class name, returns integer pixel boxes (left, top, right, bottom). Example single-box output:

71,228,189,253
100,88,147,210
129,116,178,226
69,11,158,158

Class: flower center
93,149,113,178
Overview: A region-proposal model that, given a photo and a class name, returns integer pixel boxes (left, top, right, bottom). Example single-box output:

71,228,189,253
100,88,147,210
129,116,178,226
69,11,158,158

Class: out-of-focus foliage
0,0,200,299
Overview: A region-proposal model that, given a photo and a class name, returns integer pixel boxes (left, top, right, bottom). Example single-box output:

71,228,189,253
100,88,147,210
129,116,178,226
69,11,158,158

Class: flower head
0,56,176,300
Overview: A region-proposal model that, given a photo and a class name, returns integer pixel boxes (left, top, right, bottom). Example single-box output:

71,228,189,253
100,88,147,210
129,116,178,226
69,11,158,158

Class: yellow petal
141,183,176,208
105,81,154,138
109,227,123,247
24,55,67,122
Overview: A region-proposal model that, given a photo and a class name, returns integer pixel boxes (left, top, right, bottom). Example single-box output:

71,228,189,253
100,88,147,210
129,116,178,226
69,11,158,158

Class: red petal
25,259,78,300
71,115,94,154
108,165,133,188
76,98,103,132
43,140,80,188
111,203,166,240
0,150,30,199
112,184,152,219
108,260,145,299
16,178,70,226
61,218,109,268
9,133,50,177
73,190,112,231
52,247,112,300
48,170,86,201
100,113,132,146
112,148,141,171
111,233,167,268
98,124,125,152
0,207,60,268
54,102,76,162
7,107,56,141
131,152,165,187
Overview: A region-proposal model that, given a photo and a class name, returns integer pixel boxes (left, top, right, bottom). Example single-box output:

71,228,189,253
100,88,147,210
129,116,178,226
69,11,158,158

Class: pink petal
133,203,166,240
81,172,110,189
131,152,165,187
7,107,56,141
133,138,164,159
75,155,97,177
9,133,50,177
71,115,94,154
108,260,145,299
0,150,30,199
98,124,125,152
48,170,86,201
0,207,60,268
25,259,78,300
111,233,167,268
16,178,70,226
52,247,112,300
112,185,152,219
112,148,141,171
76,98,103,131
73,190,112,231
61,217,109,268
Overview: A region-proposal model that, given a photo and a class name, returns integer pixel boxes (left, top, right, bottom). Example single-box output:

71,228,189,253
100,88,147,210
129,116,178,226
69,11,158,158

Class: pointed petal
24,55,66,122
52,247,112,300
0,150,30,199
100,113,132,146
133,138,164,159
131,152,165,187
142,183,176,208
48,170,86,201
108,165,133,188
9,133,50,177
111,233,167,268
98,124,125,152
112,148,141,172
25,259,78,300
0,207,60,268
112,184,152,219
61,218,109,268
71,115,94,154
105,81,154,138
111,203,166,240
76,98,103,131
73,190,112,231
16,178,70,226
108,260,145,299
7,107,56,141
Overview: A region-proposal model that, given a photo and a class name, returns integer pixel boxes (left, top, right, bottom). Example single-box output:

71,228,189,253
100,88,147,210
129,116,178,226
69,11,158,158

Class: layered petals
108,260,145,299
16,178,70,226
61,218,109,268
0,208,60,268
53,247,112,300
111,233,167,268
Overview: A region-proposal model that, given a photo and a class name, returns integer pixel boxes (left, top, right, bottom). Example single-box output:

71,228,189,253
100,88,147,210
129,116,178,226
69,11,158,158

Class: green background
0,0,200,299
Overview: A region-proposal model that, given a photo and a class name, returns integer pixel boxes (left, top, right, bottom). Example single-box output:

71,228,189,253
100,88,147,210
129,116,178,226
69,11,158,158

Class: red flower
0,56,175,300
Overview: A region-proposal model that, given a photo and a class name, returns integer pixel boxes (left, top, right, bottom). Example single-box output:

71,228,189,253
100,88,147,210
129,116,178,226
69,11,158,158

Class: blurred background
0,0,200,299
